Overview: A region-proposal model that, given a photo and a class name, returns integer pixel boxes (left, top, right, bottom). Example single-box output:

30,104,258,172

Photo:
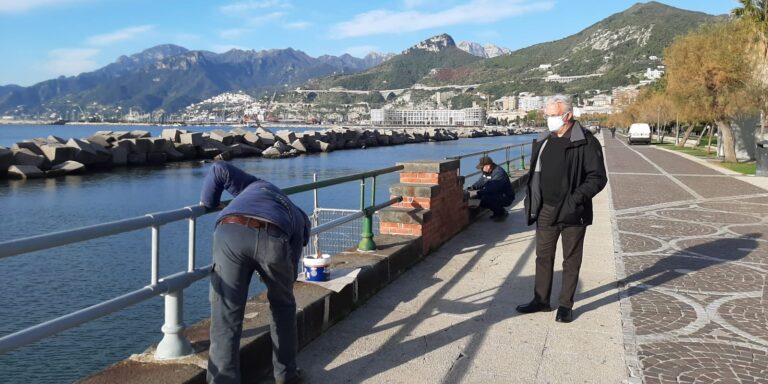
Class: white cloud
284,21,311,30
331,0,554,38
86,25,153,46
0,0,87,13
344,45,380,58
219,0,290,15
45,48,100,77
245,11,285,25
220,28,250,39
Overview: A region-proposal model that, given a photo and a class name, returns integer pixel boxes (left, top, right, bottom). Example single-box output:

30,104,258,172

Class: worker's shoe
490,210,508,222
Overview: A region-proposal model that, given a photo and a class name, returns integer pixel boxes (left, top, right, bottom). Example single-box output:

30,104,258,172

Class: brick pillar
379,159,469,254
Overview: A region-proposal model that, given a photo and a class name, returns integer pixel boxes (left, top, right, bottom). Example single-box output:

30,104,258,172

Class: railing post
187,217,196,272
151,225,160,285
155,290,194,360
358,178,376,251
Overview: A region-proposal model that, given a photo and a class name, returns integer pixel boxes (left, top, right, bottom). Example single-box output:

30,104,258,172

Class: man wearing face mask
517,94,607,323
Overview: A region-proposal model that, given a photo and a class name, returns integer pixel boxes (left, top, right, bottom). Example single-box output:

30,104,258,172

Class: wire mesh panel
302,208,381,257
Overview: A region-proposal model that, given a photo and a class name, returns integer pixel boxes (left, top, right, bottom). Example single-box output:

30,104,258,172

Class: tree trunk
717,120,738,163
678,124,696,148
706,123,715,154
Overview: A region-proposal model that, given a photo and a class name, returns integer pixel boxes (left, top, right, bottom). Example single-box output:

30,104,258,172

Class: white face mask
547,115,565,132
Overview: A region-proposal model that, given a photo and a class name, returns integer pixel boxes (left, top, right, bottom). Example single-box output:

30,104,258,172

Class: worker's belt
219,215,269,229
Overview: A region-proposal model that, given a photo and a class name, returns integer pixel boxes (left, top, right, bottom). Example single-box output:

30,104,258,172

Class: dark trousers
207,222,299,384
479,193,513,215
534,204,587,309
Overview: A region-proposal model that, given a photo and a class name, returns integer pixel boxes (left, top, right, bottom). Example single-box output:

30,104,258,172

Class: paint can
303,254,331,282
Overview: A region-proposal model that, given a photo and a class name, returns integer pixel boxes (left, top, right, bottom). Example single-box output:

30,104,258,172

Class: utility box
756,141,768,176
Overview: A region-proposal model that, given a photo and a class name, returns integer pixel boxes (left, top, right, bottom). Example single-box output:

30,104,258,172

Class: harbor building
370,107,485,127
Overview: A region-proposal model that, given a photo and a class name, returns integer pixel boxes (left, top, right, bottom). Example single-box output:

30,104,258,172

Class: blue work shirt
200,162,311,255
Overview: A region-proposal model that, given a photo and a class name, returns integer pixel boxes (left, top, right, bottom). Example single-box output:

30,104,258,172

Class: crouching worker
467,155,515,221
201,161,311,384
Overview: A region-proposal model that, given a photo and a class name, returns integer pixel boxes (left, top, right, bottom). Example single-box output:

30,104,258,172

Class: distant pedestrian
201,162,310,384
467,155,515,221
610,127,616,138
517,94,607,323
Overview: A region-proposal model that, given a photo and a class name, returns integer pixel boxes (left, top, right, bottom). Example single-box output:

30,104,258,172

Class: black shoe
555,306,574,323
516,300,551,314
277,368,304,384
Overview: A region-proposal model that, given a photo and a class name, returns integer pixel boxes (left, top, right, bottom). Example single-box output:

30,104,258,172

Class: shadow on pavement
297,199,542,383
575,234,760,319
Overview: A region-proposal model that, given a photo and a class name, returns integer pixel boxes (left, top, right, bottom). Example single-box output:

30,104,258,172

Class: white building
645,67,665,80
518,93,545,112
588,94,613,107
370,108,485,127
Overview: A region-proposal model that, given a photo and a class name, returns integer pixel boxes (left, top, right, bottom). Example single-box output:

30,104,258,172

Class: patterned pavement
604,134,768,383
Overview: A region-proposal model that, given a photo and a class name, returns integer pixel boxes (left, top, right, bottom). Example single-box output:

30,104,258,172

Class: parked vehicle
628,123,651,145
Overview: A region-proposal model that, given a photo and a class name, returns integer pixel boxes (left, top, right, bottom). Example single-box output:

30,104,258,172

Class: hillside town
97,63,658,127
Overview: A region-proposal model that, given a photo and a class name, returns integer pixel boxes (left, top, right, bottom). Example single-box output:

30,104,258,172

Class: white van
627,123,651,145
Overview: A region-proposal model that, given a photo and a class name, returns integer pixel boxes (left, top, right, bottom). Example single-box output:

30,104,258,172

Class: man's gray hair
546,94,573,113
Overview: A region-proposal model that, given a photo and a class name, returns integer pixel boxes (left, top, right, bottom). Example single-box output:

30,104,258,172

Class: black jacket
470,165,514,201
524,121,607,226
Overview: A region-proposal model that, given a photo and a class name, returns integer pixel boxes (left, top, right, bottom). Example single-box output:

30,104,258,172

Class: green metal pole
358,178,376,251
505,147,510,173
520,144,526,170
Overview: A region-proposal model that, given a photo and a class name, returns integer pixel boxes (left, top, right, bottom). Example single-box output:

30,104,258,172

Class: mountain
0,46,387,115
306,34,481,91
423,1,719,93
457,41,511,58
363,52,396,68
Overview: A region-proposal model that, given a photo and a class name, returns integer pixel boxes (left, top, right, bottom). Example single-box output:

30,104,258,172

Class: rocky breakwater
0,126,526,179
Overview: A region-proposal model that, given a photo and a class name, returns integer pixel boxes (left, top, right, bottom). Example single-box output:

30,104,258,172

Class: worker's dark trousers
533,204,587,309
480,193,514,216
208,223,299,384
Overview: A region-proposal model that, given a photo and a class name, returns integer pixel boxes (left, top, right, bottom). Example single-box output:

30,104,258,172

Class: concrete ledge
80,235,422,384
389,183,442,198
379,207,432,225
397,159,459,173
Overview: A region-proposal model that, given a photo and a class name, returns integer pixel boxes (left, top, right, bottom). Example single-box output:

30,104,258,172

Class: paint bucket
303,254,331,282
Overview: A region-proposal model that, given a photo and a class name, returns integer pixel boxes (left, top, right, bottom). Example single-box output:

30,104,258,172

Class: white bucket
303,254,331,282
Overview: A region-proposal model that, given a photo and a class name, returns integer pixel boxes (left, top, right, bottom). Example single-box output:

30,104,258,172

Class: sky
0,0,738,87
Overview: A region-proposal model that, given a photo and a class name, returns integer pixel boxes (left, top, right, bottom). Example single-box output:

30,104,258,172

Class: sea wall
0,126,536,180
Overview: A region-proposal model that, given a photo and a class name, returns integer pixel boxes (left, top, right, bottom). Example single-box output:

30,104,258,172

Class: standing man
201,162,310,384
517,95,607,323
610,127,616,138
467,155,515,221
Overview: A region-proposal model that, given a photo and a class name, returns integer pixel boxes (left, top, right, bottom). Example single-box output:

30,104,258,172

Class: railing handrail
282,165,404,195
0,196,403,354
0,165,405,261
445,142,529,160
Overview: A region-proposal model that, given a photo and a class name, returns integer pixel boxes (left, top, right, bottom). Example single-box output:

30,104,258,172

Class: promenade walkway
284,132,768,383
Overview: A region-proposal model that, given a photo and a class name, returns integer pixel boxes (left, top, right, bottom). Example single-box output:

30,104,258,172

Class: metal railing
447,140,535,182
303,209,381,258
0,165,403,359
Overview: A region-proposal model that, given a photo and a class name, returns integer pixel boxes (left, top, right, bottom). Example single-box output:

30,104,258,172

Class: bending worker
467,155,515,221
201,161,310,384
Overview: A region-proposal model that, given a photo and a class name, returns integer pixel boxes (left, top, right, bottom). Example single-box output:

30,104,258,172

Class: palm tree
733,0,768,53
